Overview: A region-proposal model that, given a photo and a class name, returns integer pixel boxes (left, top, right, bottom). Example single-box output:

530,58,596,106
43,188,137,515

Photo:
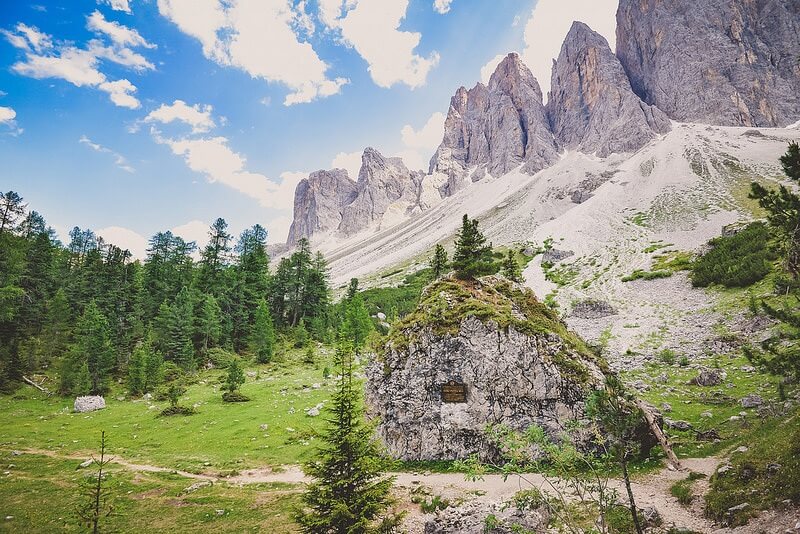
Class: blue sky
0,0,616,256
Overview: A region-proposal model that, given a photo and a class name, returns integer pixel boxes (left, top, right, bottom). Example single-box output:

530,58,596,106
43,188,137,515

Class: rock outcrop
429,53,559,195
74,396,106,413
616,0,800,127
287,169,357,246
547,22,671,157
424,500,549,534
339,148,426,236
366,275,608,461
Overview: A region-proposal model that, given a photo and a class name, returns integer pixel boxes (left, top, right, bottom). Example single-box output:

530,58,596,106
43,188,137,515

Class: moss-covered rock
366,275,610,461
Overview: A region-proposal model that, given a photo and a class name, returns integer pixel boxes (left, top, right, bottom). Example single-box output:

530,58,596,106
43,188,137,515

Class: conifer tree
452,214,494,280
77,431,113,534
501,250,521,282
224,359,245,393
429,244,449,279
0,191,26,235
341,294,372,353
295,338,399,533
62,301,115,395
251,299,276,364
196,294,222,353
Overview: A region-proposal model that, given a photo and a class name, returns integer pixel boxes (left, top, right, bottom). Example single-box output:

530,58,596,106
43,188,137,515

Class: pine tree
295,339,399,533
196,294,222,353
252,299,276,364
749,141,800,279
0,191,26,235
224,359,245,393
127,343,146,396
429,244,449,279
77,431,113,534
341,294,372,353
63,301,116,395
501,250,521,282
451,214,494,280
346,278,359,301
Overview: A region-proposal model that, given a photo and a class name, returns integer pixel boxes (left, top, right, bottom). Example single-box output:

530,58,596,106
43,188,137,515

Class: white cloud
96,226,148,258
80,134,135,172
144,99,215,133
87,11,154,49
158,0,348,105
396,111,445,171
480,53,506,84
171,219,211,249
98,79,140,109
99,0,132,13
520,0,617,95
331,150,362,180
4,18,154,108
0,106,22,136
152,130,302,209
433,0,453,15
332,0,439,89
0,107,15,124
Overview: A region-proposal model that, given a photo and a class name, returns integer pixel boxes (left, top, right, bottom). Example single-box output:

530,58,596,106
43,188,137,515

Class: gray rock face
424,500,549,534
366,276,606,461
429,53,559,195
74,396,105,413
547,22,671,157
616,0,800,127
570,299,617,319
286,169,357,245
339,148,425,236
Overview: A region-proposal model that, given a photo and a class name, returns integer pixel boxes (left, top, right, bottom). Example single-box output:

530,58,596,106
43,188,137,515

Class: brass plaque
441,381,467,403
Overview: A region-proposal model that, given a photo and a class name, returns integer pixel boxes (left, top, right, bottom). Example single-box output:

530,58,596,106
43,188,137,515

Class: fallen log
22,375,53,397
636,399,682,471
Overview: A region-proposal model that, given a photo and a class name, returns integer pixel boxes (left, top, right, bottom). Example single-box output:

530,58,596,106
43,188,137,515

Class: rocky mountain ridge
286,0,799,246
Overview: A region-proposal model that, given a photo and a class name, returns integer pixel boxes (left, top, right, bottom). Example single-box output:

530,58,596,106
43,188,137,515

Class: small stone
733,446,748,454
700,411,713,418
10,451,21,456
688,368,726,387
729,415,741,422
717,464,733,475
376,312,387,321
661,402,672,412
665,418,693,431
740,394,763,408
767,463,781,473
246,371,257,378
726,502,749,513
183,480,212,494
77,459,93,469
259,424,269,431
215,509,225,516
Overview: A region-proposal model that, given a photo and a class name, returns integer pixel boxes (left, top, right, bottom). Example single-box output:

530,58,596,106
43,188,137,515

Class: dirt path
15,448,726,532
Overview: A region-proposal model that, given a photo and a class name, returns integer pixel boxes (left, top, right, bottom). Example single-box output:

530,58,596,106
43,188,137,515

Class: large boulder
365,276,608,461
424,499,549,534
74,396,105,413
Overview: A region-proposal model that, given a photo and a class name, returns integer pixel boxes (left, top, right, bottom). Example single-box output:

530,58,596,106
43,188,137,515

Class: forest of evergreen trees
0,191,344,396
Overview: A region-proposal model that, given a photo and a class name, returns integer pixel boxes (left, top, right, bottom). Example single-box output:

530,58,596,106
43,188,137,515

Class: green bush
691,222,776,288
222,391,250,403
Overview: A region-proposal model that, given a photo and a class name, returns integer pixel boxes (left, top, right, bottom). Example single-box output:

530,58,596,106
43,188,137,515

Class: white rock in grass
73,396,105,413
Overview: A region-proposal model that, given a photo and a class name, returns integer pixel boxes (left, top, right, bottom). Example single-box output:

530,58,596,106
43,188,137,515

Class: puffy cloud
87,11,154,49
396,111,445,171
332,0,439,89
99,0,132,13
4,17,154,108
144,99,216,133
79,134,135,172
96,226,148,258
331,150,362,180
152,130,302,209
158,0,348,105
480,53,506,84
171,219,211,249
98,79,140,109
0,106,22,136
433,0,453,15
520,0,617,94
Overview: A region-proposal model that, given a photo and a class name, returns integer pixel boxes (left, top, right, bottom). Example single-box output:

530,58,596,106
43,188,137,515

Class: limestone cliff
547,21,671,157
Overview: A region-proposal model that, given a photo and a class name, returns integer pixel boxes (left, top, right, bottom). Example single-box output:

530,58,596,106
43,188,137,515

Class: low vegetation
691,222,776,288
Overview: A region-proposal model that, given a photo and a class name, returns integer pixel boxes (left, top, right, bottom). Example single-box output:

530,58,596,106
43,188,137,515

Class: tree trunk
621,455,644,534
636,399,682,470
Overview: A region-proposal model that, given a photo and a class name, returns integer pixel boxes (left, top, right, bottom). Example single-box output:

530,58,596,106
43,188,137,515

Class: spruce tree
295,339,399,533
501,250,521,282
252,299,276,364
429,244,449,279
341,294,372,353
63,301,115,395
451,214,494,280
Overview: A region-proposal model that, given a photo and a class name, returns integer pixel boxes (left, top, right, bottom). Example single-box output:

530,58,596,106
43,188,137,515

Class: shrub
691,222,776,288
158,405,196,417
206,347,236,368
222,391,250,403
658,349,677,365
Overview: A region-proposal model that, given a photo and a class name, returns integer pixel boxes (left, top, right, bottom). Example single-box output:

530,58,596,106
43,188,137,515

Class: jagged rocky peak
429,52,559,196
547,21,671,157
366,275,609,461
616,0,800,127
286,168,357,246
338,147,425,236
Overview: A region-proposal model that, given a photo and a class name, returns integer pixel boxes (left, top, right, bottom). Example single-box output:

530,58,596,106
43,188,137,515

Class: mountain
429,53,559,195
547,21,671,157
616,0,800,127
288,147,440,244
287,168,357,246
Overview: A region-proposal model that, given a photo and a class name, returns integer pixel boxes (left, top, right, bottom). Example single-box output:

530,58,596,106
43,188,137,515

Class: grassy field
0,347,340,474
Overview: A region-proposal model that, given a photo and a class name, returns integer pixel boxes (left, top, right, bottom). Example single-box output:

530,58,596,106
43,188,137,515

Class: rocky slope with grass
365,275,608,461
